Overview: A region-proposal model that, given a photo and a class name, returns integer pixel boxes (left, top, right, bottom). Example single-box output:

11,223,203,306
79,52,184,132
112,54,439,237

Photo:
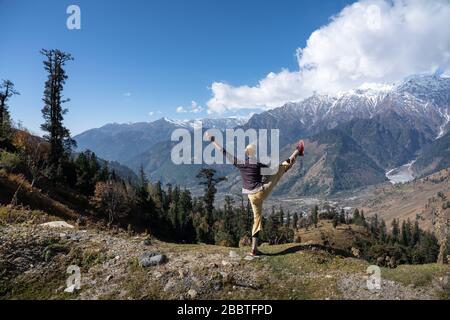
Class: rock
70,233,83,242
229,250,240,259
139,252,167,267
106,275,113,282
179,269,187,279
351,247,360,258
221,260,232,267
40,221,74,229
244,255,254,261
143,238,152,246
187,289,197,299
164,279,176,292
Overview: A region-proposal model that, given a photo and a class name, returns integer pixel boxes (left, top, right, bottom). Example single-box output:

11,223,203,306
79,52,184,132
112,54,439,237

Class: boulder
187,289,197,299
139,252,167,267
40,221,74,229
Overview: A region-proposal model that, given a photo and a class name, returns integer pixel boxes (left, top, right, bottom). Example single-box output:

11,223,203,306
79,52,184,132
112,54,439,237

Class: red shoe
296,140,305,156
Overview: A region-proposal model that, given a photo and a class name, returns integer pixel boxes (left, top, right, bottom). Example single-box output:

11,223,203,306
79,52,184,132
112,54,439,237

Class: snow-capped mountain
74,116,248,163
74,74,450,194
165,116,250,131
244,74,450,145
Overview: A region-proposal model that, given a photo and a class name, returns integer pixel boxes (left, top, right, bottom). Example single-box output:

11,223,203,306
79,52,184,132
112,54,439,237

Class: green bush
0,150,22,172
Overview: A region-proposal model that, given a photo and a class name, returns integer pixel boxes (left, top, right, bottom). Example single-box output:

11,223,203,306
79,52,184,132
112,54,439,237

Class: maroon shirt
223,149,268,191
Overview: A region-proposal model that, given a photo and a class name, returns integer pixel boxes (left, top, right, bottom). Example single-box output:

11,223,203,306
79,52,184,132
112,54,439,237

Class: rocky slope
1,211,449,300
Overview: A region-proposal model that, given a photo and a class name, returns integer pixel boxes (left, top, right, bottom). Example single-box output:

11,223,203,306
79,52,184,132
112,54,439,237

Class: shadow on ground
261,243,351,258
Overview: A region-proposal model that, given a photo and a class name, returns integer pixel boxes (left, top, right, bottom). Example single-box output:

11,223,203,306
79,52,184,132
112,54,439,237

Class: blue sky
0,0,356,135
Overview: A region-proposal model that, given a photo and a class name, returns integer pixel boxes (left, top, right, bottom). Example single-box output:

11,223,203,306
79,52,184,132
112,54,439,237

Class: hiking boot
249,248,263,257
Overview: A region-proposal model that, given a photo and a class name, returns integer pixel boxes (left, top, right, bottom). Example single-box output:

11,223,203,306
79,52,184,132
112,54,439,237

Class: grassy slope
1,209,449,300
295,220,370,251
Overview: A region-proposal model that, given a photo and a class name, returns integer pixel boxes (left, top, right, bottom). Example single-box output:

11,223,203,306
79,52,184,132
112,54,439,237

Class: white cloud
123,92,132,97
190,101,203,113
148,111,154,116
176,101,204,113
176,106,187,113
207,0,450,113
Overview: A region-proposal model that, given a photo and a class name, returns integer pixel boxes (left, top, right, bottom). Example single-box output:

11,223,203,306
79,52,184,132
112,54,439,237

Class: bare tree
91,180,131,225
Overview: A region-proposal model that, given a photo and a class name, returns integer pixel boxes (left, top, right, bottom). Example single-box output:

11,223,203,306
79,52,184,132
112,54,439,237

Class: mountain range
74,74,450,195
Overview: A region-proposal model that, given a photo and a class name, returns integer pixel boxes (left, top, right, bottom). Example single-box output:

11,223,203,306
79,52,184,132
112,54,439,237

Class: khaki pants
247,163,290,237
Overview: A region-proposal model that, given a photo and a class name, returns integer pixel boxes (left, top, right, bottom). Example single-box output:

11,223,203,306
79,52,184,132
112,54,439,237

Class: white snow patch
436,109,450,140
386,160,416,184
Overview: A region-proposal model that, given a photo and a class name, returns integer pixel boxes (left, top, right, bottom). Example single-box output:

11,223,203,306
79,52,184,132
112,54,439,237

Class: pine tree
286,211,291,228
361,210,367,228
379,219,387,243
412,219,420,246
40,49,76,180
353,208,361,225
196,168,226,222
339,209,346,224
332,211,339,228
370,214,380,240
392,218,400,243
137,165,150,203
311,205,319,228
292,212,299,229
279,206,285,226
74,150,101,195
401,220,410,246
0,80,19,147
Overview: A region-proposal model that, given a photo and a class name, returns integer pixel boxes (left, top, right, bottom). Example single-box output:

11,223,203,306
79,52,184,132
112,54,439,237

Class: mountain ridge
74,74,450,194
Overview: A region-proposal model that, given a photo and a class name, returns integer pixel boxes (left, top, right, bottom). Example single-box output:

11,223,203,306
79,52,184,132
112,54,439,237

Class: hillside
295,220,371,252
1,211,449,300
413,132,450,178
356,168,450,230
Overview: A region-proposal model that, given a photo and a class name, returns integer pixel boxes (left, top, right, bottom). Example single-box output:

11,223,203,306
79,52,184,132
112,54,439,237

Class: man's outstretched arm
204,132,237,165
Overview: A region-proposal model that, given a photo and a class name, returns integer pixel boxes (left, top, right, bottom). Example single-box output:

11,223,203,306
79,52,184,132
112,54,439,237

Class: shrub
0,150,22,172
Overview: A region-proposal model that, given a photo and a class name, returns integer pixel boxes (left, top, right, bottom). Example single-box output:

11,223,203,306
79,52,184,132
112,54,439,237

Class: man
205,132,305,256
